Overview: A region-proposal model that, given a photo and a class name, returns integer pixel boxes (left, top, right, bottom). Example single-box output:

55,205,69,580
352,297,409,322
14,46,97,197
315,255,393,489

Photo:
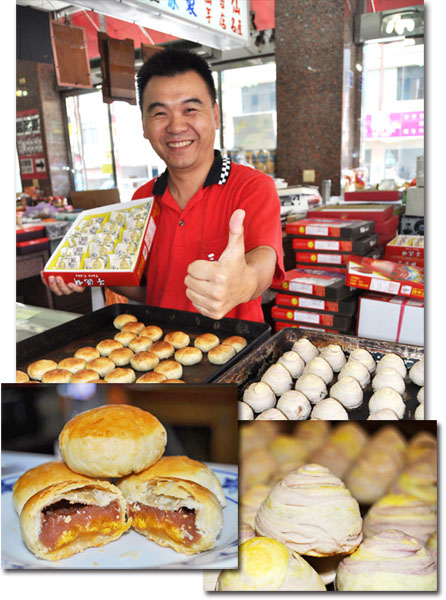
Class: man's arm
42,274,146,303
184,209,277,320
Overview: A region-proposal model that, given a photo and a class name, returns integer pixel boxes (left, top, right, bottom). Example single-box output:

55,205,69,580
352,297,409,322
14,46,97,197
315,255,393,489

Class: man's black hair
136,49,217,111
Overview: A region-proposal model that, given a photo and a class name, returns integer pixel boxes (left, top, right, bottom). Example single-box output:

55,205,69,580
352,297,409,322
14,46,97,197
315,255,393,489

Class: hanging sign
16,109,47,179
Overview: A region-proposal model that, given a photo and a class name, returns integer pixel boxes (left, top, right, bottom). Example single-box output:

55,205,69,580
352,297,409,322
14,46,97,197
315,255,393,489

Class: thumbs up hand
185,209,257,320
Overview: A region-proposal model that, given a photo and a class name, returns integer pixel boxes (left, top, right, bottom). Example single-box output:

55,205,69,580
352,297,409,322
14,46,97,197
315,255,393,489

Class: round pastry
109,347,134,367
405,431,437,466
121,321,145,335
377,353,407,378
330,376,363,410
216,537,326,591
96,339,124,357
335,530,437,591
194,333,220,352
139,325,163,341
291,338,319,363
367,409,399,420
163,379,186,383
308,442,351,480
164,331,190,349
243,382,276,413
27,359,58,381
154,360,183,380
239,401,254,420
255,464,363,557
372,367,405,395
41,368,72,383
16,370,30,383
310,397,348,420
276,390,311,420
74,346,100,362
174,346,203,366
339,361,371,389
415,403,424,420
362,493,437,545
369,387,405,418
277,351,305,378
19,479,131,561
268,435,309,466
70,369,102,383
292,420,330,454
222,335,248,353
409,358,424,386
113,313,137,330
59,404,167,477
130,351,159,371
240,421,279,456
329,422,369,462
348,348,376,373
417,386,424,403
294,374,327,404
57,357,86,374
128,336,153,353
136,372,167,383
118,454,226,507
390,462,437,509
113,330,137,346
150,340,175,359
255,408,288,420
104,368,136,383
303,356,334,385
319,344,346,372
12,460,93,515
87,357,115,377
208,343,236,365
261,364,293,396
241,448,278,490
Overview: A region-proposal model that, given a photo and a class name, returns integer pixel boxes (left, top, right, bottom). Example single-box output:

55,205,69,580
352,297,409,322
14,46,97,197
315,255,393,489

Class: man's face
141,70,220,173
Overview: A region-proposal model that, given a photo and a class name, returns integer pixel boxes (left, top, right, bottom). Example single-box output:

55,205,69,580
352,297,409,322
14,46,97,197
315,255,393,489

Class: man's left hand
184,209,257,320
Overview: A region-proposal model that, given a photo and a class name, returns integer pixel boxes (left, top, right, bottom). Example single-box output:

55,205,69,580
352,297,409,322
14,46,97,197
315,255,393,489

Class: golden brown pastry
41,369,72,384
121,321,145,335
164,379,186,383
151,340,175,359
130,351,160,371
59,404,167,477
139,325,163,341
174,347,203,366
74,346,100,362
104,368,136,383
136,372,167,383
57,357,86,374
164,331,190,349
194,333,219,352
221,335,248,353
208,343,236,364
19,479,131,561
109,347,134,366
113,313,137,330
154,360,183,380
96,339,124,357
87,357,115,377
13,461,93,515
117,475,222,555
113,330,137,346
16,370,30,383
128,336,153,353
70,369,102,383
27,359,58,381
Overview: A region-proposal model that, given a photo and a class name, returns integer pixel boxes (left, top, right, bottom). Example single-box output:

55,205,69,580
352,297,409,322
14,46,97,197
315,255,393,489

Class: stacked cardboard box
384,235,424,268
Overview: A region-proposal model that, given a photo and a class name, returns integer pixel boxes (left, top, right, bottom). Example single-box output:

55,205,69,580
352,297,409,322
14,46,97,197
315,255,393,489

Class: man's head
136,49,217,110
137,49,220,176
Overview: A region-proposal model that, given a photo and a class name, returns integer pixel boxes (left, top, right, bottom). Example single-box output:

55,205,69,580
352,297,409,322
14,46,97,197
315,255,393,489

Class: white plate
1,455,238,570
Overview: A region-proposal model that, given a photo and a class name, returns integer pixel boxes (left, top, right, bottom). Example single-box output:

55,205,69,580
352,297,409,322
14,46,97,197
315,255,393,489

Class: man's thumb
219,209,246,262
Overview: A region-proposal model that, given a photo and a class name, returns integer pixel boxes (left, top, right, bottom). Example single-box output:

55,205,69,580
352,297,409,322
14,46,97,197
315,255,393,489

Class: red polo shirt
132,151,285,322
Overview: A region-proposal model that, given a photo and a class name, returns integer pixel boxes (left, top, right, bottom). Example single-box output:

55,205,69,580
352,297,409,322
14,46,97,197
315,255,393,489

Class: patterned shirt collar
152,150,232,195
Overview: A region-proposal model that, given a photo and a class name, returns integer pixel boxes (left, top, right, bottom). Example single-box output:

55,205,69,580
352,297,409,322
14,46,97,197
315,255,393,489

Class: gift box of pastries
271,306,353,332
42,198,159,287
274,321,340,334
307,204,395,223
271,269,357,300
285,218,374,240
346,256,424,299
275,292,357,316
295,247,383,271
291,234,378,254
384,235,424,260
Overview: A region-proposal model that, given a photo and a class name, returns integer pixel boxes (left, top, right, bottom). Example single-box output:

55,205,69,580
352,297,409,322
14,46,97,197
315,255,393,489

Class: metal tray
16,304,271,384
216,328,424,419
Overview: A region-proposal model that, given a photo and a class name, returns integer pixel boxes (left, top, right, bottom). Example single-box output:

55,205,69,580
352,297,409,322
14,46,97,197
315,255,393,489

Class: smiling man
46,49,284,322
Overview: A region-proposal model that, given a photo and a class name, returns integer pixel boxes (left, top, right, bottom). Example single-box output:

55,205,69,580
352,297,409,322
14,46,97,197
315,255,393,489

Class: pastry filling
40,499,122,550
129,502,200,546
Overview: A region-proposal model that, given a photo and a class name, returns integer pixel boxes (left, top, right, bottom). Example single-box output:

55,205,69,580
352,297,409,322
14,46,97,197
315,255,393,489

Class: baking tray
215,328,424,420
16,304,271,384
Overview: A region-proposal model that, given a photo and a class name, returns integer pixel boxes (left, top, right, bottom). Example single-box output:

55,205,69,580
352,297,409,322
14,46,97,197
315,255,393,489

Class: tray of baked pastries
216,328,424,420
15,304,270,384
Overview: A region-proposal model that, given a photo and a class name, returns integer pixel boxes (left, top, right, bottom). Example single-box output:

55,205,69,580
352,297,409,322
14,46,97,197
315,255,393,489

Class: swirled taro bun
58,404,167,478
216,537,326,591
19,479,131,561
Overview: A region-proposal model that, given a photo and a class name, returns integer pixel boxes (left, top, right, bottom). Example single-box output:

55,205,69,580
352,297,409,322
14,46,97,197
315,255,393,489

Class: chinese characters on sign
365,111,424,139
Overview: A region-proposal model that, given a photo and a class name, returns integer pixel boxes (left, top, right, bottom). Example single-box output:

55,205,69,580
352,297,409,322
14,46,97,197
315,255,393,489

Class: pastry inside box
42,198,159,287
